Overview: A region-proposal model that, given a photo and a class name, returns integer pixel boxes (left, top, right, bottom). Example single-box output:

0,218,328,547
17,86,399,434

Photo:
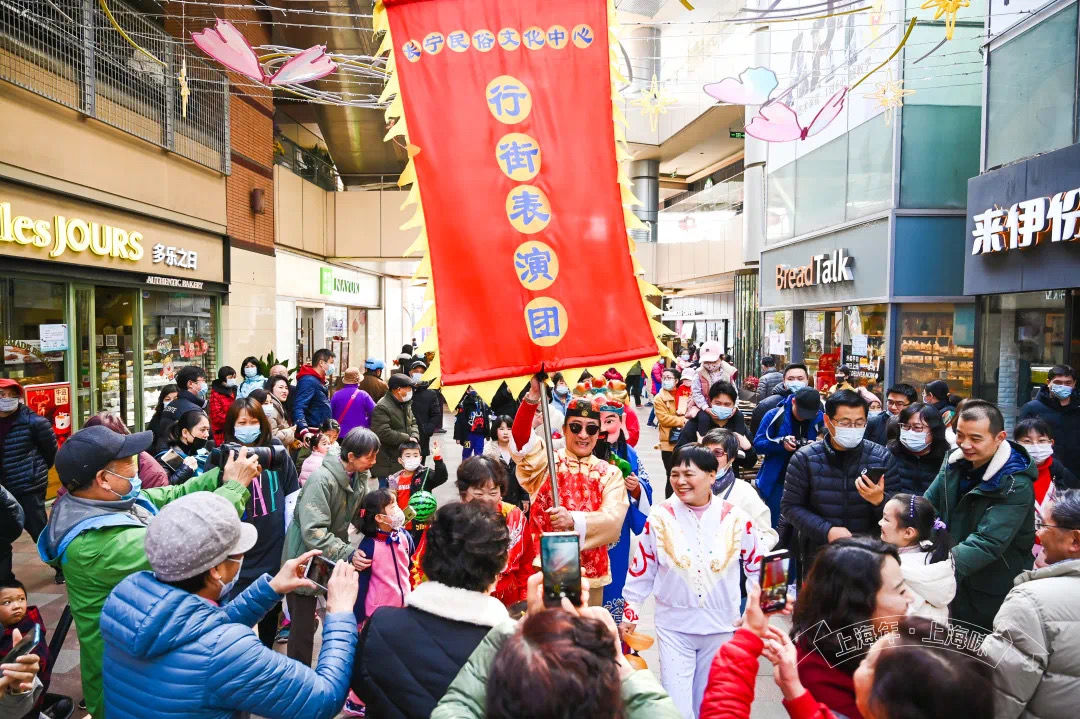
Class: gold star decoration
178,57,190,119
632,74,675,133
862,71,915,125
920,0,971,41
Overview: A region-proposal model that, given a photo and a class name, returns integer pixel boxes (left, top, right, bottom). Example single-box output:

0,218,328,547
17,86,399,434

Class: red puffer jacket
699,629,837,719
208,383,235,445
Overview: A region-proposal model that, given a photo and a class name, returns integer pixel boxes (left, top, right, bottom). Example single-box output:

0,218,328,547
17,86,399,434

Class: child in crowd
298,431,331,485
878,493,956,622
482,415,530,512
320,418,341,456
0,578,69,718
622,445,761,718
380,440,447,544
454,388,490,459
1014,418,1080,565
344,489,417,717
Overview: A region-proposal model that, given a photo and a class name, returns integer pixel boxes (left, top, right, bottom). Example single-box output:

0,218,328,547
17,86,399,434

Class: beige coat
516,438,628,588
653,389,686,452
981,557,1080,719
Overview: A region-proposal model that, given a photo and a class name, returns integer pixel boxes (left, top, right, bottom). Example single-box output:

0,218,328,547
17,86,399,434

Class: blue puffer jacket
292,366,332,431
753,396,824,498
100,571,356,719
0,405,57,496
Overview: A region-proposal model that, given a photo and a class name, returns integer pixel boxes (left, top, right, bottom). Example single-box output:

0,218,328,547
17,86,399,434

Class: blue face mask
1050,383,1073,400
786,380,807,392
197,381,208,400
244,366,257,378
234,425,261,445
710,405,735,421
105,469,142,502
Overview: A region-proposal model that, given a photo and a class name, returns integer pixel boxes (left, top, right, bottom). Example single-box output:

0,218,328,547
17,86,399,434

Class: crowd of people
1,343,1079,719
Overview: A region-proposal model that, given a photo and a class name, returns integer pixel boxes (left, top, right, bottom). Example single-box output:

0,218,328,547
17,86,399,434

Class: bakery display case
898,305,974,397
140,292,218,428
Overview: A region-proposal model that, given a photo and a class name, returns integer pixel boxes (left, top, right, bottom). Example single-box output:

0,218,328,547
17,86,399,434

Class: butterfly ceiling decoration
191,19,337,86
745,88,849,142
704,67,779,106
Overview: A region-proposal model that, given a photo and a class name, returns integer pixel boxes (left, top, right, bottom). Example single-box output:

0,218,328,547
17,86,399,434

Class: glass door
93,287,138,429
75,286,95,427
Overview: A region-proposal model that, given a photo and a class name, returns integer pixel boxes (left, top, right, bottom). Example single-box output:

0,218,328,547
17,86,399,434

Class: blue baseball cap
364,358,385,371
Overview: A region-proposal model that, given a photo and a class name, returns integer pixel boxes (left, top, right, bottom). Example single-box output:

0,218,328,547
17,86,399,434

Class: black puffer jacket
781,435,897,558
886,442,948,495
750,383,793,434
351,582,509,719
0,405,57,496
0,485,24,544
675,408,758,470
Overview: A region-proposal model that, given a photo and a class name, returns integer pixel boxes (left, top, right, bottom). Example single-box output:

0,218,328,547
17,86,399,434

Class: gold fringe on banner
373,0,672,406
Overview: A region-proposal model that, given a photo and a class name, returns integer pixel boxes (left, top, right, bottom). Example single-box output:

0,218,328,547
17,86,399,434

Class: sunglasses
568,422,601,436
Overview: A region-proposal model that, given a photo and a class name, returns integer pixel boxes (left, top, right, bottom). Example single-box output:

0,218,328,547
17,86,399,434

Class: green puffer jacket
370,393,418,479
281,455,369,595
924,440,1036,631
431,620,682,719
38,469,249,719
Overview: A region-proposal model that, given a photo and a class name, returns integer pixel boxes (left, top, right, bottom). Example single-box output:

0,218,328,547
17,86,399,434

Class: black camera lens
212,443,287,472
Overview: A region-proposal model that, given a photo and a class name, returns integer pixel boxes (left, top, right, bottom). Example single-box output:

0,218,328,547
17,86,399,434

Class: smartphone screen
759,550,791,614
864,467,886,482
1,625,40,665
541,532,582,608
303,555,336,592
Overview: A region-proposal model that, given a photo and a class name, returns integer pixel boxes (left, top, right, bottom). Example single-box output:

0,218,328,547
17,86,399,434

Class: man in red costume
513,377,628,605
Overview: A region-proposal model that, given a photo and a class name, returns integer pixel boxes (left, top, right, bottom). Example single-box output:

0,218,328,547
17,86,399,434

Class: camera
210,443,288,472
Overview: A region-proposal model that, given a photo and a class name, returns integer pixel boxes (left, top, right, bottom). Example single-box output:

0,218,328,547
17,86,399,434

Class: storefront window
805,309,843,391
0,278,68,387
898,303,975,399
141,291,218,429
843,304,887,391
762,311,793,367
978,291,1067,431
985,3,1078,169
96,287,137,429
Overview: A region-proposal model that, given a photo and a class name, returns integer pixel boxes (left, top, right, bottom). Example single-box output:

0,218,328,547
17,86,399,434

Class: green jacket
282,454,369,594
370,392,419,478
924,440,1036,629
431,621,681,719
39,469,249,719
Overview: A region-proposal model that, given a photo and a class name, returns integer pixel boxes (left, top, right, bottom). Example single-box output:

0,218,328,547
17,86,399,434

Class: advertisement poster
24,382,72,449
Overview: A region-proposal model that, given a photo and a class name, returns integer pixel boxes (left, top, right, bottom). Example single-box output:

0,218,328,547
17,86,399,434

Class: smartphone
1,625,41,665
541,532,582,608
303,554,336,592
863,467,886,482
759,550,791,614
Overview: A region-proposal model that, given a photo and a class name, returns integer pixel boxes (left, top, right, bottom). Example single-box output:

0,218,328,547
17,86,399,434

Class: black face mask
186,436,208,452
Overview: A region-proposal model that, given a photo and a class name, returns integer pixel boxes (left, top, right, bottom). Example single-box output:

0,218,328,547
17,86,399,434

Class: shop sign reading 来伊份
0,201,197,270
970,188,1080,255
775,249,854,290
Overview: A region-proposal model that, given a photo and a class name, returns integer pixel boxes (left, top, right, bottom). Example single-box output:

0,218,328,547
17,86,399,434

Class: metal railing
274,133,341,191
0,0,229,173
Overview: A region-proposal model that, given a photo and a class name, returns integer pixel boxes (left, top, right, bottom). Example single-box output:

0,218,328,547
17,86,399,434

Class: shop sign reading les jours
775,249,854,290
0,201,197,270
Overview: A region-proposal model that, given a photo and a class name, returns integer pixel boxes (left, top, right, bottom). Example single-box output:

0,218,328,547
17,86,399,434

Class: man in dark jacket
0,485,24,583
156,365,208,451
292,348,333,432
866,383,916,446
750,363,810,434
359,358,389,404
408,361,443,460
753,387,824,527
371,374,420,479
754,356,784,402
781,389,896,570
1020,364,1080,476
0,378,58,581
675,380,757,471
925,400,1036,631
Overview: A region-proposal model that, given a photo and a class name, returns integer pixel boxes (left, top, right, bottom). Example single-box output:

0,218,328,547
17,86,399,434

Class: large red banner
382,0,657,386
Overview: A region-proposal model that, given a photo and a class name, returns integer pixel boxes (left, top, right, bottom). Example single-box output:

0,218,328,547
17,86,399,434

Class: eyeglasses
568,422,600,436
832,420,867,429
886,399,910,408
899,424,928,433
1035,518,1080,531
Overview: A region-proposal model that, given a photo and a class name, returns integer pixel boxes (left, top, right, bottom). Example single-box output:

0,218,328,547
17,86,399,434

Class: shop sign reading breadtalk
971,188,1080,255
0,201,197,270
775,249,854,290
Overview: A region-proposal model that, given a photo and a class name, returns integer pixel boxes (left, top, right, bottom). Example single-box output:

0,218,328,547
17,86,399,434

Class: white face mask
411,372,424,382
263,403,277,419
0,397,20,413
402,457,422,472
401,390,413,403
900,428,929,453
662,379,676,391
216,557,243,599
832,425,866,449
387,504,406,531
1026,443,1054,465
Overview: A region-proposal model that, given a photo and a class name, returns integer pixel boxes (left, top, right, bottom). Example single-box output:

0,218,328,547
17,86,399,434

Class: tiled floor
10,404,788,718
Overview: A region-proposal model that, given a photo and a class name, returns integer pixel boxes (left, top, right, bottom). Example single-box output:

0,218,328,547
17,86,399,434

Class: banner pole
538,377,560,508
